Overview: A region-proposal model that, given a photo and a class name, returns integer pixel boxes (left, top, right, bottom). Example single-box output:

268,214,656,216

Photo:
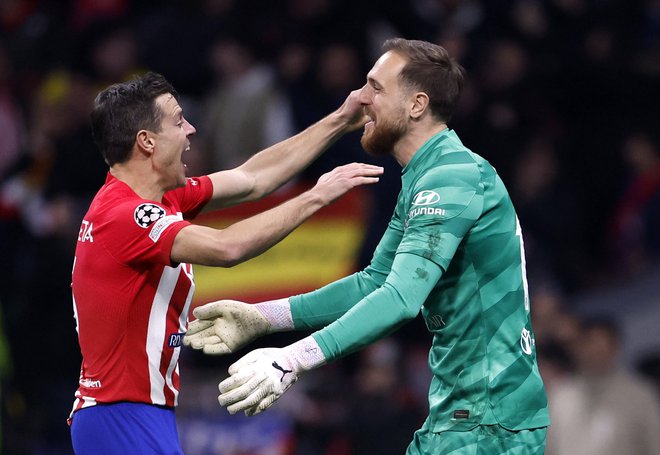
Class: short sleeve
164,176,213,220
397,161,483,271
99,200,191,267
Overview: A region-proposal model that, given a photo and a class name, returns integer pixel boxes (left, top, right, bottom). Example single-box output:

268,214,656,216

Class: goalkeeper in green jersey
185,38,550,454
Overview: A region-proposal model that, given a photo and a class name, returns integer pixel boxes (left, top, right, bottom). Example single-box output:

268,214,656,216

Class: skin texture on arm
311,252,443,360
171,163,382,266
206,90,369,208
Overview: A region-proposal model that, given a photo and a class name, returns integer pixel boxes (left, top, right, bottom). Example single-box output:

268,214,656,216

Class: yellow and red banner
192,185,369,306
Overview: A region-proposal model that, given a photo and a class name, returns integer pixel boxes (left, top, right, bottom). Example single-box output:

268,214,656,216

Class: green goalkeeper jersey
291,128,550,432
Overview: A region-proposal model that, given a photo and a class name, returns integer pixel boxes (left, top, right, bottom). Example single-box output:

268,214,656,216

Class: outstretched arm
171,162,382,266
217,252,443,416
185,217,401,354
207,90,369,208
183,271,382,355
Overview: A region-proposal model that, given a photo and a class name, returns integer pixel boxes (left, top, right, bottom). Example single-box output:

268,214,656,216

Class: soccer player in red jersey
69,72,382,454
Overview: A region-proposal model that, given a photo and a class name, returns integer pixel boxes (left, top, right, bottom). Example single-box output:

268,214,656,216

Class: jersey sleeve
290,210,404,329
165,176,213,220
311,252,443,361
100,200,191,267
398,160,483,271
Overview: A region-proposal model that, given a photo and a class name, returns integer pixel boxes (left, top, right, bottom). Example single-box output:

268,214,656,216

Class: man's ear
410,92,429,119
135,130,155,157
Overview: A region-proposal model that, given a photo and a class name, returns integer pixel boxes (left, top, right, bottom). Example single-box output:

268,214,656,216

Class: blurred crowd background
1,0,660,454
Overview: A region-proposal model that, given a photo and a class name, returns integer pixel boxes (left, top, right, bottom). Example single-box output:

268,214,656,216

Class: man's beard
360,115,406,156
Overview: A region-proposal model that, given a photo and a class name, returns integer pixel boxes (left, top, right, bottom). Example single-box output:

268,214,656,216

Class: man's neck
110,163,164,202
393,123,447,167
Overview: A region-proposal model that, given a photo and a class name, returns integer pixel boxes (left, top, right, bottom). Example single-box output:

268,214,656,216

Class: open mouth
182,145,190,169
364,114,375,129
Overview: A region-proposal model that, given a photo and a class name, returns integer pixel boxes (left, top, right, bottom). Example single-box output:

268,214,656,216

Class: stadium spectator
607,129,660,276
199,35,294,172
546,315,660,455
187,38,550,454
68,71,382,453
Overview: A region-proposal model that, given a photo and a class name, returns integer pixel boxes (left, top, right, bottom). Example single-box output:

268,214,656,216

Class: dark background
1,0,659,453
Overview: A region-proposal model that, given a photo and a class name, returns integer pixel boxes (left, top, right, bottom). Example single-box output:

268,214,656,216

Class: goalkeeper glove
217,336,326,416
184,298,292,355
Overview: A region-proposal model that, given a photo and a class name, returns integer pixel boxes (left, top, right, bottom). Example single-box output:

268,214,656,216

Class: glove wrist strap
285,336,327,372
254,298,294,332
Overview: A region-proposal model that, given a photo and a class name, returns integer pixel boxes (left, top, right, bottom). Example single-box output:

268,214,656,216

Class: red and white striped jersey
70,173,212,417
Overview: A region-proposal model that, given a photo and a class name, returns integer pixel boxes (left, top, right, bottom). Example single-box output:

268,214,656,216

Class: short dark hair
90,72,177,166
382,38,465,123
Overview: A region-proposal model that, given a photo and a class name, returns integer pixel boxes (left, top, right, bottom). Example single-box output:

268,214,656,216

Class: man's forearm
213,192,326,266
312,253,443,362
173,163,382,266
237,111,351,198
290,270,382,329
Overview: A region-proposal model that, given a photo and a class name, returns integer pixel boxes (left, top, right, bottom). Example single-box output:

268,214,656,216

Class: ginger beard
360,106,408,157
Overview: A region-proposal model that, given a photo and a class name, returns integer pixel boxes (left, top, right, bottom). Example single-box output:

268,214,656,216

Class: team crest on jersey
520,328,534,355
134,203,166,228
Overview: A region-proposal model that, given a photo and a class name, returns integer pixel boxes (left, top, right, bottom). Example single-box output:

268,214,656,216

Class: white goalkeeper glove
184,299,292,355
217,336,326,416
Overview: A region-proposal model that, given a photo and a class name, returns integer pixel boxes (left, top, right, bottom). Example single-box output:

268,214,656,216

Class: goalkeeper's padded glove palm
183,300,270,355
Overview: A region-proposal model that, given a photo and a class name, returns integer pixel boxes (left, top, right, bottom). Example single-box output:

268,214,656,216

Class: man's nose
358,84,371,104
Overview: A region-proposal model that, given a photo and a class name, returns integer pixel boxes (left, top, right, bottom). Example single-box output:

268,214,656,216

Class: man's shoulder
414,147,482,190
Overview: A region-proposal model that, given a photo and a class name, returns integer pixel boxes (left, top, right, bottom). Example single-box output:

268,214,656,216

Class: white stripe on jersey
147,265,181,405
165,266,195,405
69,393,98,420
72,257,80,334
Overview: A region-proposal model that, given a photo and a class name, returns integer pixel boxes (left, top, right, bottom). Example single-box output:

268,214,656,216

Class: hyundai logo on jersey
412,190,440,206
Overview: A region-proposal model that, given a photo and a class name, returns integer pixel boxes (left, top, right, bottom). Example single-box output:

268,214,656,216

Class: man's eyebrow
171,107,183,119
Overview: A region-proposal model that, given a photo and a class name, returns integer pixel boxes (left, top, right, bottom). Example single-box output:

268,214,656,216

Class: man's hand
310,163,383,206
336,88,370,132
218,348,299,416
184,300,270,355
217,337,327,416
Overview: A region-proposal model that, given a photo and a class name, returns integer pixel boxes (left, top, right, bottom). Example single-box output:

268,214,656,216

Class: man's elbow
205,242,249,268
398,305,419,322
183,235,248,267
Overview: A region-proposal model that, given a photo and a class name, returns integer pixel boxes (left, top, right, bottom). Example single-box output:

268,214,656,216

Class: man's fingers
202,342,230,355
228,350,264,375
225,386,272,415
193,299,248,320
184,319,214,338
245,394,278,416
186,325,217,342
218,368,258,395
192,300,226,319
218,372,267,405
354,176,380,186
190,336,220,350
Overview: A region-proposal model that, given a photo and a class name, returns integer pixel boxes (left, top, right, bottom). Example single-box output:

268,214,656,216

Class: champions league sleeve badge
134,203,166,228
